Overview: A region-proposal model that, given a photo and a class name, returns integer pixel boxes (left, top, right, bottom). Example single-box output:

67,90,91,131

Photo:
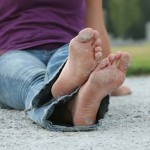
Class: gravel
0,76,150,150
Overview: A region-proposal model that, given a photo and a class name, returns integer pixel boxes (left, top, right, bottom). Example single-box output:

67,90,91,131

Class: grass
112,43,150,76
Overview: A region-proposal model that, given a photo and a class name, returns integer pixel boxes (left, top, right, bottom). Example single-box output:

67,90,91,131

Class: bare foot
70,52,131,126
52,28,103,98
108,52,132,96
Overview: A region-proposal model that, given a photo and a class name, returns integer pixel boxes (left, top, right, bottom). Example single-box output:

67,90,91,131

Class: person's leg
22,42,110,131
26,28,109,130
0,51,47,110
51,28,103,98
0,44,109,131
68,52,131,126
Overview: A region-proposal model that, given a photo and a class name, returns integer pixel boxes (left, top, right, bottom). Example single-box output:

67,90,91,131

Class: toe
78,28,95,42
111,52,122,66
102,58,109,68
115,51,122,60
95,51,102,62
105,58,110,65
95,46,102,53
118,52,131,73
94,39,101,47
97,58,109,70
108,54,115,64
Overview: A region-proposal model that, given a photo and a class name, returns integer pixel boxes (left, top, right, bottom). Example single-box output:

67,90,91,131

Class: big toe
118,52,131,73
78,28,95,42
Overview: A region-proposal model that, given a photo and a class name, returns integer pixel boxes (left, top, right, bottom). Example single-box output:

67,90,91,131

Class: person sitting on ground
0,0,131,131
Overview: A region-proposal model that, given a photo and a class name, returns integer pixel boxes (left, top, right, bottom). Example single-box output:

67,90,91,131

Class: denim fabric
0,44,109,132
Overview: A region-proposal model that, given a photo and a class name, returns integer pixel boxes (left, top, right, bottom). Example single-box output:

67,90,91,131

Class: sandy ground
0,76,150,150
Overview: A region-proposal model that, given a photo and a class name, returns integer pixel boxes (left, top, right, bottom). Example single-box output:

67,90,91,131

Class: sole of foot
71,52,131,126
52,28,103,98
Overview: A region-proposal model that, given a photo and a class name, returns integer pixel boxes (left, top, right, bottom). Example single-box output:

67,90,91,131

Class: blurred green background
112,43,150,76
103,0,150,76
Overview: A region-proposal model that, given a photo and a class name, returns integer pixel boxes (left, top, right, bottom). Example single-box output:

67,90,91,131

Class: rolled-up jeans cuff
25,87,110,132
25,57,68,109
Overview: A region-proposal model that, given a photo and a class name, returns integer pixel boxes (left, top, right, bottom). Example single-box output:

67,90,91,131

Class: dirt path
0,76,150,150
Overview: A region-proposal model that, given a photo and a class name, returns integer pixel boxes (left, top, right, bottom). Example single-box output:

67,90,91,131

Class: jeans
0,44,109,132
